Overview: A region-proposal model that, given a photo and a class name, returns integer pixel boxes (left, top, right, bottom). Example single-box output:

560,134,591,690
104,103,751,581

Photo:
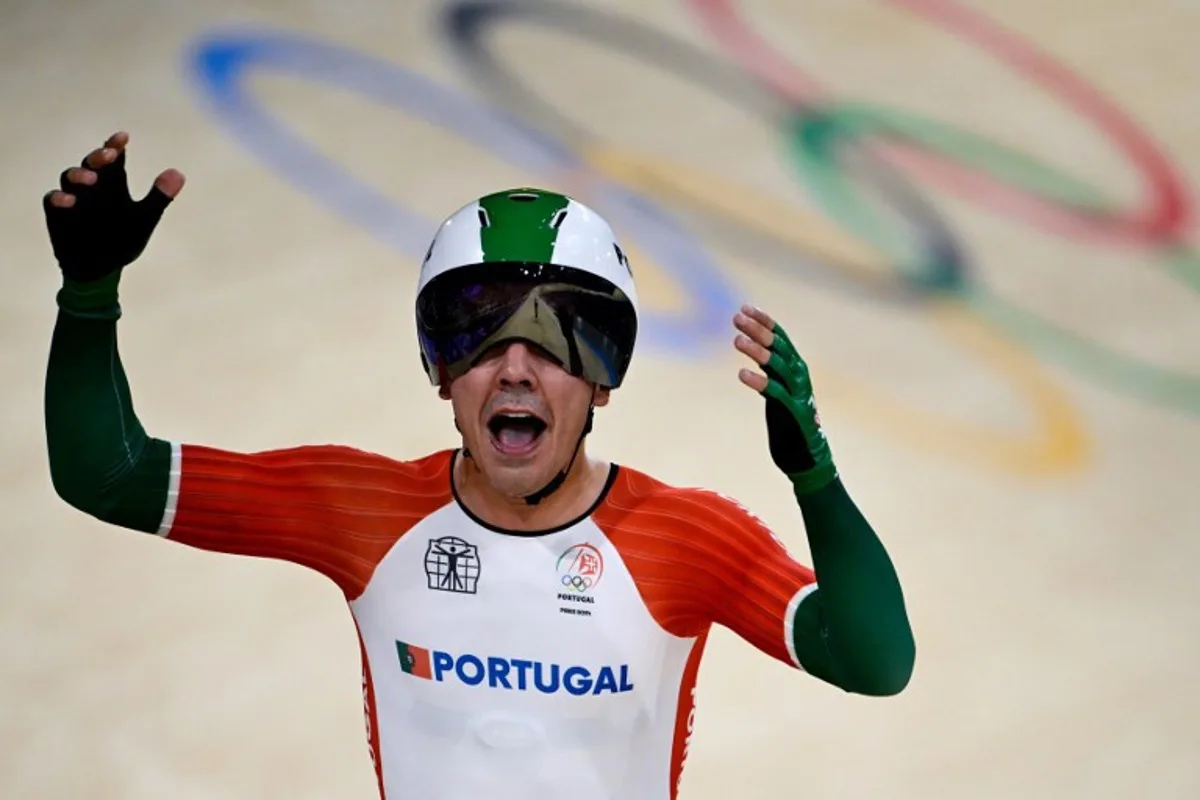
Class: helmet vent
477,208,491,228
551,209,568,230
507,191,540,202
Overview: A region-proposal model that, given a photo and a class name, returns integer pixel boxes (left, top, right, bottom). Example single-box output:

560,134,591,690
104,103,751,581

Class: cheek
544,378,595,432
448,380,486,428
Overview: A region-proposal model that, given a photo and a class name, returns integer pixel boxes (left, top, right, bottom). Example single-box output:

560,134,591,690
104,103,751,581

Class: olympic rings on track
788,106,1200,415
441,0,967,296
438,0,1093,473
188,11,1174,471
187,29,742,355
688,0,1192,247
446,0,1196,416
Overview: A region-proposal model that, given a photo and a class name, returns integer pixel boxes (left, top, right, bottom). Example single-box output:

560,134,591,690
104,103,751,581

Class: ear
592,386,611,408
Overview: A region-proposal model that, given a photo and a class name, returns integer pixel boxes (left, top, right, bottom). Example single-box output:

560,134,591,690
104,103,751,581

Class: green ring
787,103,1200,416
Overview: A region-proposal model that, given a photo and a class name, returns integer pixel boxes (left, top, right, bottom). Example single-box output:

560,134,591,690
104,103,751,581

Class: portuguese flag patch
396,640,432,679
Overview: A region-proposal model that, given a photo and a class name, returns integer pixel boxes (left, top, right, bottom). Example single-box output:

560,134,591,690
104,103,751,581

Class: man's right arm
41,132,453,597
44,269,455,597
46,272,173,532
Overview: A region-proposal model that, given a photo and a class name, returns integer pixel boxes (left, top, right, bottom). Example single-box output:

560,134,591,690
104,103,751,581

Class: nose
495,340,538,388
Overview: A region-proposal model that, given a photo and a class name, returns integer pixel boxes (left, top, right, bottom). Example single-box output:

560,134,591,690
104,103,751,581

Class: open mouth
487,411,548,456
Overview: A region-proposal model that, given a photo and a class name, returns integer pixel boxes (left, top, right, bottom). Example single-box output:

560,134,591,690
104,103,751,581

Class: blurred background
2,0,1198,797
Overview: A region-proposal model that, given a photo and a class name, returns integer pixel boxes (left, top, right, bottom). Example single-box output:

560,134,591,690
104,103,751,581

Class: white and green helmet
415,188,640,388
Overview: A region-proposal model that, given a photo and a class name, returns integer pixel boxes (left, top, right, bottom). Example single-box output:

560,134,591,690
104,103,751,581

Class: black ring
440,0,968,302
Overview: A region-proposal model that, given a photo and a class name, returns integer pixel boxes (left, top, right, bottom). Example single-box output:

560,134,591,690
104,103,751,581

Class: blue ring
186,28,742,355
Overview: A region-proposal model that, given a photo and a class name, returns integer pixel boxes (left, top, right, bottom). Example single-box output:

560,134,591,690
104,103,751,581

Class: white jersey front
161,446,816,799
355,501,694,798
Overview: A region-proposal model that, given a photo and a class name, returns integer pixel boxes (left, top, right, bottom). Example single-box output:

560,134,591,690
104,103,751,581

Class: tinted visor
416,262,637,387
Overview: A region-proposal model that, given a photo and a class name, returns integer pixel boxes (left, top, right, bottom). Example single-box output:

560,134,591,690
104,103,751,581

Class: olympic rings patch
557,544,604,594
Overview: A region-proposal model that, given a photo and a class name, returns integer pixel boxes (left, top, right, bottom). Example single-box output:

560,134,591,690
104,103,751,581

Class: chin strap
522,404,594,506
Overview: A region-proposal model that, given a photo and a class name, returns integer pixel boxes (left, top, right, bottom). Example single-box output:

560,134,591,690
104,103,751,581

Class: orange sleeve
162,444,454,599
594,469,816,667
689,489,816,668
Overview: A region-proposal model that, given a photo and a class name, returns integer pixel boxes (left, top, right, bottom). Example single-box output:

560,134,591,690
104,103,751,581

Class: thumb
153,168,186,199
135,168,186,229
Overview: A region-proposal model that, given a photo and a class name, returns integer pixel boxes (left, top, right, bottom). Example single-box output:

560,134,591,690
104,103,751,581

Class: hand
43,131,186,283
735,304,838,494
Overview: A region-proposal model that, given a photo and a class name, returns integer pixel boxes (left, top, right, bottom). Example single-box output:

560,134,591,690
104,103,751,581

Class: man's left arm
788,478,915,695
705,481,914,697
724,304,916,696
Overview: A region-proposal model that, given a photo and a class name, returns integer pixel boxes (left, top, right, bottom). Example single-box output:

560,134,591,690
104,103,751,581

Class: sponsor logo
361,672,378,776
556,543,603,616
676,685,697,797
424,536,481,594
396,640,634,696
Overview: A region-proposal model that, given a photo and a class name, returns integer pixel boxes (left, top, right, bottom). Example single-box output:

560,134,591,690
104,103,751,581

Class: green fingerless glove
760,322,838,496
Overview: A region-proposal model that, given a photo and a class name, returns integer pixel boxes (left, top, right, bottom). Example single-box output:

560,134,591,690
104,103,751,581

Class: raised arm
41,132,451,598
727,305,916,696
43,132,184,531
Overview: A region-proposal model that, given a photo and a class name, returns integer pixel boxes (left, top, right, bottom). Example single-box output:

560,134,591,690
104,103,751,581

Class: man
43,132,915,799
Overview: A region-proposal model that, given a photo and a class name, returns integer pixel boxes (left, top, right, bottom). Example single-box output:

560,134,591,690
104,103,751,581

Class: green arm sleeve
44,272,171,532
789,478,915,696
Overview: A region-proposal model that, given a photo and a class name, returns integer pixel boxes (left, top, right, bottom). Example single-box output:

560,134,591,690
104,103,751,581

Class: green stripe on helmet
477,189,571,264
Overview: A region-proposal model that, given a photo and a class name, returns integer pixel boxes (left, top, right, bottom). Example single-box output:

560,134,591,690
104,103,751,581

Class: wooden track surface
2,0,1198,796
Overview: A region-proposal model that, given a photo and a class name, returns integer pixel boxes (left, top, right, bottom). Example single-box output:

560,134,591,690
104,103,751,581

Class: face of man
444,340,610,500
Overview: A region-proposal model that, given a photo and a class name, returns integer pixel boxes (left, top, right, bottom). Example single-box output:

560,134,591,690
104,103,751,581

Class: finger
151,168,185,200
734,333,771,367
770,320,797,351
103,131,129,151
740,304,776,331
733,310,775,350
60,167,96,190
83,147,119,170
763,351,791,384
138,186,173,223
43,190,76,209
135,170,185,229
92,149,131,199
738,367,768,393
770,328,806,368
761,376,792,405
741,368,791,405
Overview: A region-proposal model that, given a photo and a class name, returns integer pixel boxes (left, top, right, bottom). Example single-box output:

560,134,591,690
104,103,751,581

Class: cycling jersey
161,444,814,799
44,293,915,800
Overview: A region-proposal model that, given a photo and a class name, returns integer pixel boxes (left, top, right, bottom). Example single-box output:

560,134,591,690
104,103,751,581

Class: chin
485,463,559,500
471,439,559,498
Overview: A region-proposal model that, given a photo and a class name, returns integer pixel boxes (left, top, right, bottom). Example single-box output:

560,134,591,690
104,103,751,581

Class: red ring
688,0,1191,246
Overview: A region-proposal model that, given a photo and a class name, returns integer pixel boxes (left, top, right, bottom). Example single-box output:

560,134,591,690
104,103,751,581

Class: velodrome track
2,0,1198,797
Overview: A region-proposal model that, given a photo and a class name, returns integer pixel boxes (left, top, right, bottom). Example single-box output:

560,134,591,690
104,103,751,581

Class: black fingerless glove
44,151,174,283
43,151,175,318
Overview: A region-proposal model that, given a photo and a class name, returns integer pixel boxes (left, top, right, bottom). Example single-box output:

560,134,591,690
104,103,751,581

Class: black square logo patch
424,536,481,594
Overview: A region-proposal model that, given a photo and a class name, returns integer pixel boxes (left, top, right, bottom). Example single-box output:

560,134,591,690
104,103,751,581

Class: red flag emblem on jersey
396,641,432,679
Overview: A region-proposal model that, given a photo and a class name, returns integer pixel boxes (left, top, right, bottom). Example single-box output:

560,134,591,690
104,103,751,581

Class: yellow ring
570,142,1092,476
812,298,1090,475
583,143,893,281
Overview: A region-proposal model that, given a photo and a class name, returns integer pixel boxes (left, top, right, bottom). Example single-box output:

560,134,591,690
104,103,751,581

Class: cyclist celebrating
43,132,915,799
